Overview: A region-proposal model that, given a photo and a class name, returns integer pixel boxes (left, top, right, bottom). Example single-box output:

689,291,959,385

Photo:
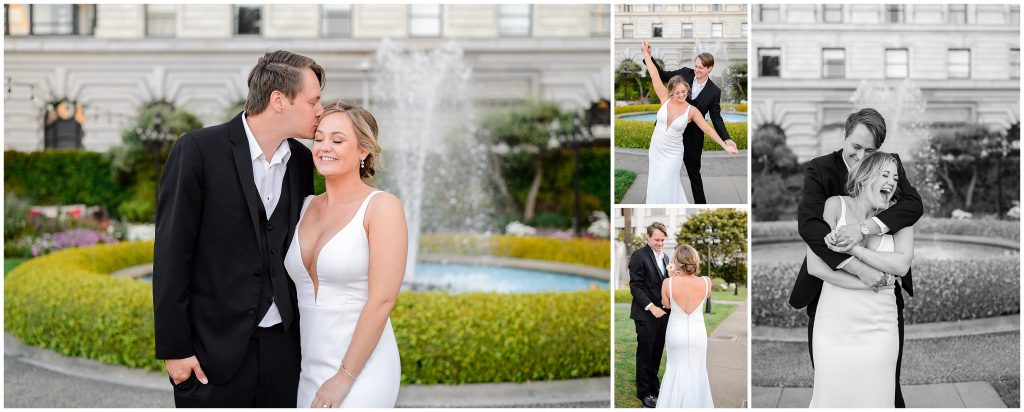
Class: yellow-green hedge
615,119,748,151
419,234,610,269
615,103,747,115
5,241,611,382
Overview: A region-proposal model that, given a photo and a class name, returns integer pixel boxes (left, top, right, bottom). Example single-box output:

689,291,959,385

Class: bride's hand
310,373,353,408
641,40,651,58
723,140,738,155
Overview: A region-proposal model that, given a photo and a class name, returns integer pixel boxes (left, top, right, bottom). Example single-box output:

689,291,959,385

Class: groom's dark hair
245,50,325,115
844,108,887,148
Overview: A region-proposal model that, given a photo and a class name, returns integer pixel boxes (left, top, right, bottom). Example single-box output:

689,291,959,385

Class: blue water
140,263,607,294
619,112,748,122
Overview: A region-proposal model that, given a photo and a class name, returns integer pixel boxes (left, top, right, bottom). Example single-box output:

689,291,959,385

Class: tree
751,124,802,221
615,58,644,103
926,125,1020,216
483,101,573,222
724,62,748,103
675,209,748,284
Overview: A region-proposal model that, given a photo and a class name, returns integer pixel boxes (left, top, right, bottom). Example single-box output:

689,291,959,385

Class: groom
153,51,323,407
788,108,923,407
652,51,737,204
628,222,671,408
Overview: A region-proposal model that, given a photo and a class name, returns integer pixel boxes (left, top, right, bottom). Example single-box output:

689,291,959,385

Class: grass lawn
615,169,637,203
4,258,26,278
615,120,748,150
614,304,737,408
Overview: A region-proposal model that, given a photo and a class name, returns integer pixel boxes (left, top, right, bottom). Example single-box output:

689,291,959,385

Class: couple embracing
152,51,406,408
629,223,715,408
791,108,924,408
639,40,739,205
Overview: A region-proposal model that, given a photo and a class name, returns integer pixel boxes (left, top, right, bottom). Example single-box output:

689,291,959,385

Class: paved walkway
707,299,749,408
615,148,748,205
753,381,1007,408
754,314,1021,342
4,333,609,408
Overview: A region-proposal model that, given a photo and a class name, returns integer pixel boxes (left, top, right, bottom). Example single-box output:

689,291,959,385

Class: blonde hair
672,244,700,276
318,100,382,182
666,75,690,99
845,151,899,201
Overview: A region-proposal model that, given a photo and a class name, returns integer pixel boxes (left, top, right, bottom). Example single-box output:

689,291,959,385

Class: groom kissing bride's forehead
841,108,887,170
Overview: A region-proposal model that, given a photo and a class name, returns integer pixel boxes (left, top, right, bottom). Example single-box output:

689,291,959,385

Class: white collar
693,77,709,88
242,112,291,165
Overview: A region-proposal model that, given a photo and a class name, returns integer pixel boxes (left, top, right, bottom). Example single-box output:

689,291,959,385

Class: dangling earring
360,157,365,169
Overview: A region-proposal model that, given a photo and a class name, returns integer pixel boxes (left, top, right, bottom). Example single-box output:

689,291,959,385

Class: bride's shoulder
365,190,403,215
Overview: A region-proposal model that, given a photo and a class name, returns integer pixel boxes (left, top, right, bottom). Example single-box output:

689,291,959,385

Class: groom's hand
831,223,864,249
649,306,667,318
166,356,208,385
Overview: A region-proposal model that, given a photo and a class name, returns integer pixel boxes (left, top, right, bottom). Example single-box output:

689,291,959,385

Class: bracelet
342,363,357,382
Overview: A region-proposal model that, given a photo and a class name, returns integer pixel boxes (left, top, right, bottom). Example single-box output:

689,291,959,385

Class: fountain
691,39,731,101
849,79,930,158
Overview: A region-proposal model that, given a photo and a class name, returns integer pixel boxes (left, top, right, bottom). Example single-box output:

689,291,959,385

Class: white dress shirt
242,113,291,327
836,155,890,269
645,249,668,311
691,77,708,99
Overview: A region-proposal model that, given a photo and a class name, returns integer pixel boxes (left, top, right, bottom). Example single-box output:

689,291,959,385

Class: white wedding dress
285,191,401,408
809,196,898,408
645,102,691,204
656,276,714,408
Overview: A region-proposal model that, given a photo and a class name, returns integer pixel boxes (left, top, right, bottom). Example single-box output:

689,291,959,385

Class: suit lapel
228,112,264,241
647,247,664,280
833,150,850,195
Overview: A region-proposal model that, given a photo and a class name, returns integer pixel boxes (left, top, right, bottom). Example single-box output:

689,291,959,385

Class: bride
805,151,913,408
284,101,406,408
657,245,714,408
640,40,737,204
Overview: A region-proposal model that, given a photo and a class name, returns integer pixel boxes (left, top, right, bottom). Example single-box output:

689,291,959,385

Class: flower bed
5,241,610,383
614,120,748,151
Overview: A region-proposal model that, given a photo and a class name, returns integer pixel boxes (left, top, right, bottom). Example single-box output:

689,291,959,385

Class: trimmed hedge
614,103,747,115
752,257,1020,327
614,119,748,151
5,242,610,382
752,218,1020,241
4,150,127,212
419,234,610,269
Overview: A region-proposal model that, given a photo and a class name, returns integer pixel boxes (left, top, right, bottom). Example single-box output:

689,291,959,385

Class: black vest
255,175,295,330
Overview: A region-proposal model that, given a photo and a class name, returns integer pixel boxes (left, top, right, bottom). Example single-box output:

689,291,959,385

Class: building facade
750,4,1020,161
4,4,611,151
614,4,748,80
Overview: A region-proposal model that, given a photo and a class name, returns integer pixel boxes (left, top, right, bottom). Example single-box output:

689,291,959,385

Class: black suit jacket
628,245,671,321
789,149,923,313
152,112,314,383
652,62,732,145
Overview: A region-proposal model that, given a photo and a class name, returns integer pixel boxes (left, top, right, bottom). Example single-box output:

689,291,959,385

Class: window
759,48,781,77
622,23,634,39
886,5,905,23
5,4,30,36
948,49,970,79
235,5,261,35
146,5,176,37
1010,5,1020,26
322,5,352,37
712,4,722,12
29,4,94,35
619,4,632,13
822,49,845,79
682,5,693,12
823,5,842,23
1011,48,1020,80
410,4,441,37
885,48,908,79
652,23,663,38
947,4,966,24
652,4,664,13
741,23,747,38
759,5,780,23
681,23,693,38
590,4,609,36
711,23,723,38
44,101,85,150
498,4,530,37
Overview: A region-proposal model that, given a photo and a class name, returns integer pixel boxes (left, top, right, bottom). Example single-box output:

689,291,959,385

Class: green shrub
751,219,1020,241
393,289,609,383
752,256,1020,327
420,234,610,269
614,169,637,204
615,103,746,115
4,150,127,212
614,288,632,304
6,241,610,382
614,120,747,151
530,212,568,229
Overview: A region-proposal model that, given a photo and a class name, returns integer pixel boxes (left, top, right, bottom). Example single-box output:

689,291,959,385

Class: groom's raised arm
153,133,202,360
873,154,923,233
797,160,851,270
652,59,693,86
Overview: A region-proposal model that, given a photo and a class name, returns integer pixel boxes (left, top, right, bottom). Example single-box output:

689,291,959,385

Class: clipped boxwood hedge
614,119,748,151
5,241,610,382
4,150,128,212
752,257,1020,328
615,103,747,115
752,218,1020,241
419,234,610,269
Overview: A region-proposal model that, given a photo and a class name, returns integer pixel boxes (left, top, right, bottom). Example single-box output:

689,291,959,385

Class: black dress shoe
642,395,658,408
